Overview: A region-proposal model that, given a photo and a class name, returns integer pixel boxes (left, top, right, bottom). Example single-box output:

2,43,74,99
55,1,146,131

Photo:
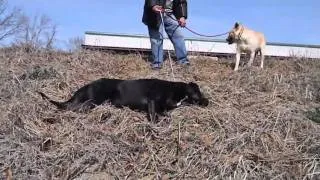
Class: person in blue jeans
142,0,189,69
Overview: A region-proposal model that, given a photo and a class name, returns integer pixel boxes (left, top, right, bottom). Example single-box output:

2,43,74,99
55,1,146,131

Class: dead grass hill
0,48,320,179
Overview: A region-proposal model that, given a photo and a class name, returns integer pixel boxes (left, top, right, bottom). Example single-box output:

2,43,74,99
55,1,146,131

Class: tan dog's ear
234,22,240,29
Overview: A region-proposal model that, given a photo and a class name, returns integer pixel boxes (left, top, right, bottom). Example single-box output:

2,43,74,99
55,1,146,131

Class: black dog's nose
199,98,209,107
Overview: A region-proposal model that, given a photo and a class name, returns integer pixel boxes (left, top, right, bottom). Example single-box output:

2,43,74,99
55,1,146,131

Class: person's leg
148,25,164,69
163,14,189,65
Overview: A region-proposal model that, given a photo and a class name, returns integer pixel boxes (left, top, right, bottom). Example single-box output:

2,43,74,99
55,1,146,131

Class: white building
83,31,320,59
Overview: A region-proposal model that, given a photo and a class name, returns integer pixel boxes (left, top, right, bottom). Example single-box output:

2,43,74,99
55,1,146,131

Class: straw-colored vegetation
0,48,320,179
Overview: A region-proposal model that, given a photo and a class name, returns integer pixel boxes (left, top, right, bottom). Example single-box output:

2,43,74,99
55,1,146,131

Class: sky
7,0,320,49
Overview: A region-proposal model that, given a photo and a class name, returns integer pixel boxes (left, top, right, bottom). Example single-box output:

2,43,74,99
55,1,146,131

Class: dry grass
0,48,320,180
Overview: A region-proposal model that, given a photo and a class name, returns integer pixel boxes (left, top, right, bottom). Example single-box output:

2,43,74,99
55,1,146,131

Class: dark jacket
142,0,188,29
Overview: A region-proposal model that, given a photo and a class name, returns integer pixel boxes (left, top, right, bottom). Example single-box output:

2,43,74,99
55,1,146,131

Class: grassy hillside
0,49,320,179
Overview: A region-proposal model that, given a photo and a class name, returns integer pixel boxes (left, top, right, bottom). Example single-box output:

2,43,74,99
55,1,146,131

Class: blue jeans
148,14,188,68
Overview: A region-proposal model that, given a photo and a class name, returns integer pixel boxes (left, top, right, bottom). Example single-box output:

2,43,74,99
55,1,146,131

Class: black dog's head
185,82,209,107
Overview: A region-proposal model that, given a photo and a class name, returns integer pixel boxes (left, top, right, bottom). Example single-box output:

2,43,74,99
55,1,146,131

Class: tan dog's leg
247,50,255,67
234,49,241,71
260,48,265,69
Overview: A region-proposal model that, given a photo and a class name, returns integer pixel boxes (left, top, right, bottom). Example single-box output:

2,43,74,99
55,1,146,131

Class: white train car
83,31,320,59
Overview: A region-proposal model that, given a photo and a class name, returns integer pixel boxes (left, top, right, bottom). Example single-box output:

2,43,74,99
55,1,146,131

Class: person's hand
179,17,186,27
152,5,163,13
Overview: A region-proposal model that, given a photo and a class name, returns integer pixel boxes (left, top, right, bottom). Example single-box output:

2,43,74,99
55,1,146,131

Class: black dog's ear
187,82,201,95
188,82,199,88
234,22,240,29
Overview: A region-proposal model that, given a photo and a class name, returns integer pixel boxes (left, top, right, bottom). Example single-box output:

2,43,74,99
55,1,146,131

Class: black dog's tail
37,91,67,109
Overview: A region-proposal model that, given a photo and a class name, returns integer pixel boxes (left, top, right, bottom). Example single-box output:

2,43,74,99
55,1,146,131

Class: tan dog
226,22,266,71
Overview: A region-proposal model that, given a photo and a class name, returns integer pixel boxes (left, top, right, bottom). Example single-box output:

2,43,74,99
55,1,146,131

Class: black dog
37,78,209,121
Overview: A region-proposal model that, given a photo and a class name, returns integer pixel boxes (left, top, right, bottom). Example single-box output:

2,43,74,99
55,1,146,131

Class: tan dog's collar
238,26,244,40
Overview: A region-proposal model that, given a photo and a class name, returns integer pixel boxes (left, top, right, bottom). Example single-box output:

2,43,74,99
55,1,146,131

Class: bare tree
0,0,24,42
15,14,57,51
67,36,84,52
45,24,57,49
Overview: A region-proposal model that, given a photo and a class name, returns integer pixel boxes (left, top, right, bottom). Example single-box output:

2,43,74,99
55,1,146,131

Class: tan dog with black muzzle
226,22,266,71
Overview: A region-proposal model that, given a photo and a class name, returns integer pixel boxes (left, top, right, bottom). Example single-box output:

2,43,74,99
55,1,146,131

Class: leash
159,11,176,81
184,26,229,38
164,12,230,38
155,10,229,81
